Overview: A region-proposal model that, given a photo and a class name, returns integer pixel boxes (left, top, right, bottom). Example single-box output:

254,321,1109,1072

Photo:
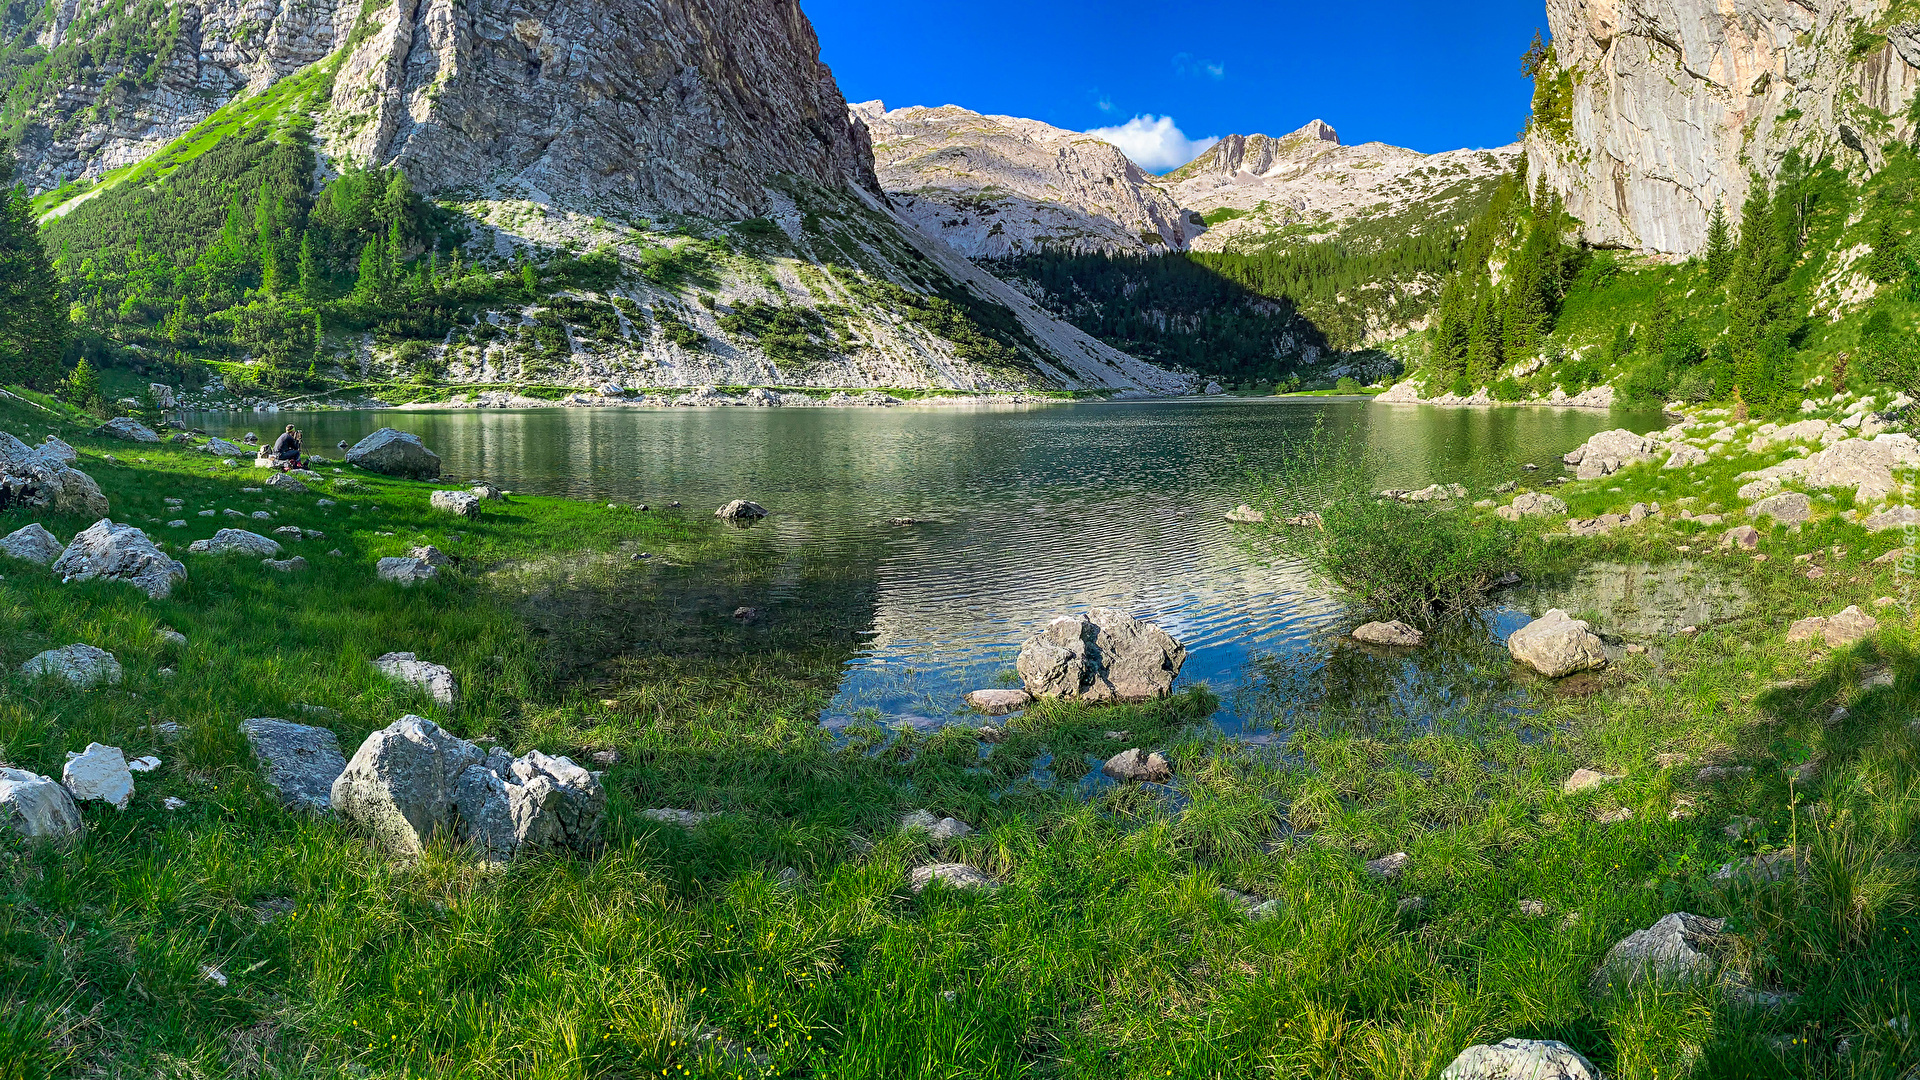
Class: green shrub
1275,498,1525,623
1334,376,1361,394
1490,376,1525,401
1448,373,1475,397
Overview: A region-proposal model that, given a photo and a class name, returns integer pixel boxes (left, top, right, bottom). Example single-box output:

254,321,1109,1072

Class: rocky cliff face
857,101,1202,257
1528,0,1920,255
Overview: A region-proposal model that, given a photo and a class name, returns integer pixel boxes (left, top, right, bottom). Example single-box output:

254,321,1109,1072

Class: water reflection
190,398,1667,733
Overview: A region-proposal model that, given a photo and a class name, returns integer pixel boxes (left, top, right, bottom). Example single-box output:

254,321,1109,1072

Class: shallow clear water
192,398,1666,734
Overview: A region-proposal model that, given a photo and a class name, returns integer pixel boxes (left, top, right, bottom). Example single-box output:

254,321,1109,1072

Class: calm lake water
193,398,1667,736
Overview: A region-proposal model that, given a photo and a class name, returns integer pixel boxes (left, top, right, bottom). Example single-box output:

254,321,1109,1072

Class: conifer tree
296,232,318,301
1864,216,1903,284
1703,199,1734,284
1727,179,1793,407
0,141,66,389
355,236,386,301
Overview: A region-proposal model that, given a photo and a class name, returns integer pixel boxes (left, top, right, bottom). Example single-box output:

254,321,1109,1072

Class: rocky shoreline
1373,380,1618,410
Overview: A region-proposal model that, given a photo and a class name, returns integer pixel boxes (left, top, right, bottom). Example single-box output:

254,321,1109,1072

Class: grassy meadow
1,394,1918,1079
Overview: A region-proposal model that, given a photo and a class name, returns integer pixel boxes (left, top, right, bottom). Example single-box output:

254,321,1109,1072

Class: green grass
3,396,1919,1077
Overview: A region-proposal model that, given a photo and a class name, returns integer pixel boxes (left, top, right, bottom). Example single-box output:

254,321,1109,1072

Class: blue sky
807,0,1546,171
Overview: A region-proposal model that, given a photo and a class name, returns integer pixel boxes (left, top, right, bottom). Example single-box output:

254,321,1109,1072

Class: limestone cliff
858,101,1202,257
1528,0,1920,255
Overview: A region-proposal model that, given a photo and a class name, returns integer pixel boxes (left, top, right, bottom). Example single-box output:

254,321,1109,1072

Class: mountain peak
1164,120,1342,181
1288,119,1341,146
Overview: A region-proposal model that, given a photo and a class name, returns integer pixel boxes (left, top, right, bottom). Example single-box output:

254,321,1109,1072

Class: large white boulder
1590,912,1725,993
376,556,438,584
21,643,123,686
329,715,604,859
187,529,283,557
93,417,161,443
1440,1039,1598,1080
61,743,133,809
0,767,85,841
1507,609,1607,678
430,490,481,517
51,520,186,599
372,652,458,705
0,523,63,565
345,428,441,479
1016,609,1186,703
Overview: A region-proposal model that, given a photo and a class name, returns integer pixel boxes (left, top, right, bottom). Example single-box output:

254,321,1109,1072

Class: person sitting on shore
270,425,304,470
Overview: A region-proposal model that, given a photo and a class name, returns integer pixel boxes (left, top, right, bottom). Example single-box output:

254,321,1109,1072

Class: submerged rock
0,767,85,841
1226,504,1266,524
52,520,186,599
346,428,441,479
1101,748,1172,783
1016,609,1185,703
715,499,769,520
1440,1039,1598,1080
239,719,347,812
964,688,1031,715
1352,620,1424,647
1507,609,1607,678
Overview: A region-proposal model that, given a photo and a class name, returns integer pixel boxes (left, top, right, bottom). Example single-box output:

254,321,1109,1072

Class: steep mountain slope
5,0,1188,396
1527,0,1920,255
857,101,1202,258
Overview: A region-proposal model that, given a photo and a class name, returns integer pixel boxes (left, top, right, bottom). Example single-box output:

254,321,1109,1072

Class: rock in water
22,644,123,687
0,767,85,841
1016,609,1186,703
1507,609,1608,678
1225,504,1266,524
376,556,439,584
715,499,769,520
240,719,348,812
1591,912,1726,993
187,529,283,557
52,520,187,599
93,417,161,442
62,743,133,809
1440,1039,1599,1080
346,429,441,479
1352,620,1424,647
964,688,1031,715
430,490,481,517
330,715,603,860
1101,748,1172,783
372,652,459,705
0,523,64,565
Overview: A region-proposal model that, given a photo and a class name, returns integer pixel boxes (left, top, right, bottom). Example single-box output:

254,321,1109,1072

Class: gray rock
372,652,458,705
1788,606,1877,648
22,643,122,687
377,556,439,584
239,718,347,812
54,521,186,597
1365,851,1411,878
203,437,249,456
1591,912,1726,993
1863,505,1920,533
908,863,998,893
262,557,309,572
408,545,450,567
964,688,1030,715
1664,444,1708,469
1507,609,1607,678
45,468,110,518
0,523,63,565
1495,492,1568,520
715,499,769,520
901,809,974,840
471,483,505,500
187,529,282,557
1352,620,1424,647
430,490,481,517
1440,1039,1599,1080
1016,609,1186,703
93,417,160,443
264,473,308,493
0,767,85,841
346,429,441,479
1562,768,1620,794
61,742,132,808
148,383,177,408
330,715,603,860
639,808,714,828
1720,524,1761,550
1748,492,1811,524
1101,748,1172,783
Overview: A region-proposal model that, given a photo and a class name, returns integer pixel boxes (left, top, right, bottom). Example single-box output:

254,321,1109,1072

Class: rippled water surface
195,398,1666,733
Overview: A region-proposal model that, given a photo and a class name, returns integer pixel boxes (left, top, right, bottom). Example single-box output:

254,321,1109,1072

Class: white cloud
1085,115,1219,172
1172,53,1226,81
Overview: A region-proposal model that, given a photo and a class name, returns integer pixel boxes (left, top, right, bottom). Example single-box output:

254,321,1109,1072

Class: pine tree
0,146,67,389
521,261,540,298
386,219,405,286
1728,179,1793,407
355,236,386,301
1703,199,1734,284
296,232,318,301
1864,216,1903,284
62,356,101,409
1644,290,1671,356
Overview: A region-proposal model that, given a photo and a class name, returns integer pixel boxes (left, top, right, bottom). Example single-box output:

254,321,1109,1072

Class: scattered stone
471,483,504,500
162,796,186,810
127,755,160,772
21,643,122,687
965,688,1031,715
376,556,438,584
187,529,282,557
1517,899,1548,918
262,556,308,573
346,429,441,479
1352,620,1425,647
1439,1039,1598,1080
0,523,63,565
372,652,458,705
201,965,228,988
1017,609,1186,702
330,715,604,859
1397,895,1427,913
1592,912,1726,992
93,417,160,443
1710,849,1798,884
590,749,618,765
239,719,347,812
1562,768,1620,795
907,863,998,893
1507,609,1608,678
430,490,482,518
264,473,308,494
407,545,450,567
1787,606,1878,648
1495,492,1569,520
715,499,769,520
639,808,713,828
901,810,974,840
1863,506,1920,533
1104,730,1131,740
1720,525,1761,551
1654,752,1690,768
1101,748,1172,783
1365,852,1411,878
977,724,1006,742
52,520,187,599
203,437,248,456
0,767,84,841
1697,765,1754,783
61,743,133,809
1596,806,1634,824
1664,444,1709,469
731,605,761,620
250,511,272,521
1226,504,1266,524
1748,492,1812,525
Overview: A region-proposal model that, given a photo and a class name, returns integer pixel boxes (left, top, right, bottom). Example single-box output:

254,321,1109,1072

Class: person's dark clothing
272,432,301,460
